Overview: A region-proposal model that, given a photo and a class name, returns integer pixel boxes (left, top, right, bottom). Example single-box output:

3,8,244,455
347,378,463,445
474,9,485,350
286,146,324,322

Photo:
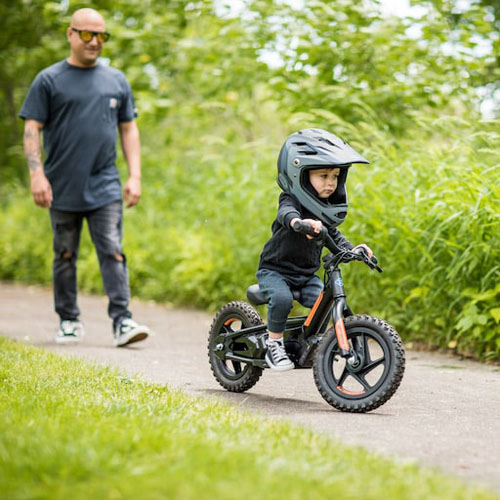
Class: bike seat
246,284,301,306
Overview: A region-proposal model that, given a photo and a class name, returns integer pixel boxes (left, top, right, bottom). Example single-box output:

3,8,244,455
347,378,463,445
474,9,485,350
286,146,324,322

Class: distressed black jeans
49,201,132,326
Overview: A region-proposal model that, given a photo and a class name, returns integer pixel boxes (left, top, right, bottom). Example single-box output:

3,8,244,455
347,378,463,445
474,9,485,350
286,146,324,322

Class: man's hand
123,176,141,208
119,120,142,208
30,168,52,208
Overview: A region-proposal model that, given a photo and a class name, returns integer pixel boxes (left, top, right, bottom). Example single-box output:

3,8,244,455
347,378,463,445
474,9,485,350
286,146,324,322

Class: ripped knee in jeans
113,252,125,262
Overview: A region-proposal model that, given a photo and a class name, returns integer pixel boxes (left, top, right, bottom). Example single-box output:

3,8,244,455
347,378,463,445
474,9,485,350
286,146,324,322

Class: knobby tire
313,314,405,412
208,301,264,393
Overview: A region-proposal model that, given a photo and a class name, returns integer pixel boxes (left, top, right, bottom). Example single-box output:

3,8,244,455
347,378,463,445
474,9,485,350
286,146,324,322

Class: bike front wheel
313,314,405,412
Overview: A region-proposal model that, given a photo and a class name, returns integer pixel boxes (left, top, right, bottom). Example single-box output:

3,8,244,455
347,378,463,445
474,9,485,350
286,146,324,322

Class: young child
257,128,372,371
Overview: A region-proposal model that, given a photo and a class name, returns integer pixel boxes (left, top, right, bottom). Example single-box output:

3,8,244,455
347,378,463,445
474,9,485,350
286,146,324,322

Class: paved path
1,282,499,492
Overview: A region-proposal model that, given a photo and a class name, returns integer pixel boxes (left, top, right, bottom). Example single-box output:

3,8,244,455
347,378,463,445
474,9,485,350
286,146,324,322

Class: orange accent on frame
304,292,324,327
335,318,350,351
224,318,237,326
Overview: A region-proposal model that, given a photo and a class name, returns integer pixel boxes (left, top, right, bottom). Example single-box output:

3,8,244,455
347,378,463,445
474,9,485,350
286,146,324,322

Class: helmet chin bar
302,195,348,227
300,168,349,228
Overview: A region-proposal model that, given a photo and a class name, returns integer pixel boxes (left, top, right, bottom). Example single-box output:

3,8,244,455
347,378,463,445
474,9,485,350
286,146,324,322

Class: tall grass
342,116,500,360
0,106,498,360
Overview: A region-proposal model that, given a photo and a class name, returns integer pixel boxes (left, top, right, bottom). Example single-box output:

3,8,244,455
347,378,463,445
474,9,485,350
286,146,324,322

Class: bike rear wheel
208,301,264,392
313,314,405,412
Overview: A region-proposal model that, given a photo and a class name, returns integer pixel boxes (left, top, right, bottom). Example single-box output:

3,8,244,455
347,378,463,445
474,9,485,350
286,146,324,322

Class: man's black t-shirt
20,60,137,211
258,192,354,277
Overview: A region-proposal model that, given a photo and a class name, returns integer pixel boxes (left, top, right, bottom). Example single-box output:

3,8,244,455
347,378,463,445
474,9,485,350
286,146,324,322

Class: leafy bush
1,113,499,360
341,116,500,360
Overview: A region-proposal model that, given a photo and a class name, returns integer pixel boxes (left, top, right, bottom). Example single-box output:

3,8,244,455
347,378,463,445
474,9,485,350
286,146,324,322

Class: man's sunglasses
71,27,110,43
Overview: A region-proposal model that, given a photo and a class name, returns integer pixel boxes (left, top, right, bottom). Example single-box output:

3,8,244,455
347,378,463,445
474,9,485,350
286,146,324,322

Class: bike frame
219,260,353,370
293,266,353,359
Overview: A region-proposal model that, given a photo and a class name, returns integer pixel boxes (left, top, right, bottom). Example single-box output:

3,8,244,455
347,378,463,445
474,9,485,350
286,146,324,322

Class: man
19,8,149,347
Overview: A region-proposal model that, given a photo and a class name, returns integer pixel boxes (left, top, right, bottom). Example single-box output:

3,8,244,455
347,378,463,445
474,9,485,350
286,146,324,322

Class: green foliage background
0,0,499,360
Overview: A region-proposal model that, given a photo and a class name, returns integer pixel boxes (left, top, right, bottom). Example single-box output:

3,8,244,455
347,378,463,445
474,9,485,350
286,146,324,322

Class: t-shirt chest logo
109,98,118,109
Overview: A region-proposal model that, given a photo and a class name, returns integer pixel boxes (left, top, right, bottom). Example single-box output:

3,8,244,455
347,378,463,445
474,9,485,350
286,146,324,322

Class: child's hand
353,244,373,258
302,219,322,239
290,218,322,239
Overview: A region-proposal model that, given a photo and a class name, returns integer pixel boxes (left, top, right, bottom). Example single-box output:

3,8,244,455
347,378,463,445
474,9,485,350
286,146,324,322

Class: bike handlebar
351,245,382,272
292,219,319,238
293,220,382,272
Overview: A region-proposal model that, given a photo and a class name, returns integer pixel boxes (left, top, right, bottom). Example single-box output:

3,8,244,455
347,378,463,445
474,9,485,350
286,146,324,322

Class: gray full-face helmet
277,128,369,227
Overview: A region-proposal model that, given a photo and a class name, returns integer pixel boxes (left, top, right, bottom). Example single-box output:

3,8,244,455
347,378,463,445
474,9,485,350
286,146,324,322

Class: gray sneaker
114,318,149,347
265,337,294,371
56,320,85,344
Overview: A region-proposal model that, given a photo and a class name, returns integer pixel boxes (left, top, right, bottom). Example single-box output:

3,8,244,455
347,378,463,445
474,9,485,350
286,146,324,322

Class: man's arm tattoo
24,126,43,172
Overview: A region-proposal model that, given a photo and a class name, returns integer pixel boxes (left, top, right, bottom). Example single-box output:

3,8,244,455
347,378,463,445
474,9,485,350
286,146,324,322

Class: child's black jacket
258,192,353,277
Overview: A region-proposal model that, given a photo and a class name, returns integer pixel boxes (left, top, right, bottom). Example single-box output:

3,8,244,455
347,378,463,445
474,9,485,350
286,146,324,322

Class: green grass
0,336,498,500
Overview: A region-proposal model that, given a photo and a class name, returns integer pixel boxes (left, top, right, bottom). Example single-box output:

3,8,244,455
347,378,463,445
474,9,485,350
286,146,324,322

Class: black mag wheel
208,301,264,393
313,314,405,413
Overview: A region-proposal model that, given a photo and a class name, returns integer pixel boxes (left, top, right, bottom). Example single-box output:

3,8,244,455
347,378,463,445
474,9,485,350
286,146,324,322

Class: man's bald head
70,8,106,29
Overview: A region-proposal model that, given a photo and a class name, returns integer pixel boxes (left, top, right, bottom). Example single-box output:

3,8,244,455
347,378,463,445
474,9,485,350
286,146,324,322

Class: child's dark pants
256,268,323,332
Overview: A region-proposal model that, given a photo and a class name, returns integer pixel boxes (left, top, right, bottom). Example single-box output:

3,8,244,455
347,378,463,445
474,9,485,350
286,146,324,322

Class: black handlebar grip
292,220,318,237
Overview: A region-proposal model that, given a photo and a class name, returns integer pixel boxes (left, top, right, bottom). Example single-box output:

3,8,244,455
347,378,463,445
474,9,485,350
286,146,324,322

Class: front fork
330,270,357,365
334,298,350,357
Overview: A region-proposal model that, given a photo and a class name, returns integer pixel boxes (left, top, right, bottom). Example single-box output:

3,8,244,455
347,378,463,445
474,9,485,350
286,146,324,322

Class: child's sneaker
56,320,85,344
265,337,294,371
114,318,149,347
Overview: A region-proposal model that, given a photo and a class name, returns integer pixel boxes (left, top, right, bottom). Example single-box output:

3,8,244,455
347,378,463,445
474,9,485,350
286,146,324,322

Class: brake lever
351,247,366,261
367,256,382,273
352,247,383,273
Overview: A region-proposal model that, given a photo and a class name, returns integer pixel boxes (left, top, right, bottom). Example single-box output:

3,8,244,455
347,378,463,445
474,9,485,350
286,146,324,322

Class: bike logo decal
335,278,344,287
